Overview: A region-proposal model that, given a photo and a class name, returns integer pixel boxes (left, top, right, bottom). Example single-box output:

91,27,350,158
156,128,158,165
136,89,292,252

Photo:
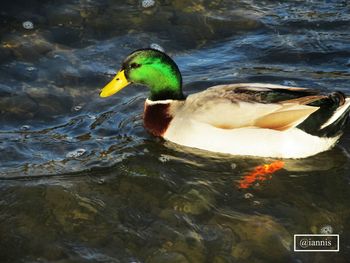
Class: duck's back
162,83,350,158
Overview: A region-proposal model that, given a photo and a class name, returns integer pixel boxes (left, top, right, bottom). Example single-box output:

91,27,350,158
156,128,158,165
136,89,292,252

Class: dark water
1,0,350,262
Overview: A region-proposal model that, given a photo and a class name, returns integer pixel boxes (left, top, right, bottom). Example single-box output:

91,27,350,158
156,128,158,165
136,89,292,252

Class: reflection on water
1,0,350,262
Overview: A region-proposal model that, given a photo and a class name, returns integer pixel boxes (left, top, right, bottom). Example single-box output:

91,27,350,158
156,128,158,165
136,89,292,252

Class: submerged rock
45,185,101,233
146,251,189,263
234,215,291,260
211,213,292,261
168,188,214,215
2,32,54,61
231,241,252,260
0,93,38,120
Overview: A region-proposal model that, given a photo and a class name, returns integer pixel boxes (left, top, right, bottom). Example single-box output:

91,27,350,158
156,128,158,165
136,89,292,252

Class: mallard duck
100,48,350,158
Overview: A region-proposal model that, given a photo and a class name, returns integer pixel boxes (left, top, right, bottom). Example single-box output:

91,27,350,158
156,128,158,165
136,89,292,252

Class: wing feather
178,83,340,132
254,107,319,131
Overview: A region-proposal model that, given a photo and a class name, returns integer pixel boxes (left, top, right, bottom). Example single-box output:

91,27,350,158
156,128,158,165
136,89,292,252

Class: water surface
1,0,350,262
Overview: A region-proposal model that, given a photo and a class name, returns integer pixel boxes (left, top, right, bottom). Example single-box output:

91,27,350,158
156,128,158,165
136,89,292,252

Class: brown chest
143,102,173,137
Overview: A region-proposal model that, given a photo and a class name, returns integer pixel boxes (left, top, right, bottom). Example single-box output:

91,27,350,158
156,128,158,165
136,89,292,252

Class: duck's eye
130,63,141,69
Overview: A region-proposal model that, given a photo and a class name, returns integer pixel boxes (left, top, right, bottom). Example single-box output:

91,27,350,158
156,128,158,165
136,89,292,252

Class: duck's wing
181,83,349,135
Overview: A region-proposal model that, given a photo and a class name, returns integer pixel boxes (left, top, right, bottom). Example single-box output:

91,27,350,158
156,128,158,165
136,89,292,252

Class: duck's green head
100,49,184,101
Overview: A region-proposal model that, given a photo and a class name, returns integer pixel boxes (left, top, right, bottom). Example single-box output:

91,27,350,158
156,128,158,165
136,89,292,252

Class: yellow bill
100,70,130,98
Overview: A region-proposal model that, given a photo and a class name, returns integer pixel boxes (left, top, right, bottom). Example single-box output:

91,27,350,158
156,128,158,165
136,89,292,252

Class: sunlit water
1,1,350,262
